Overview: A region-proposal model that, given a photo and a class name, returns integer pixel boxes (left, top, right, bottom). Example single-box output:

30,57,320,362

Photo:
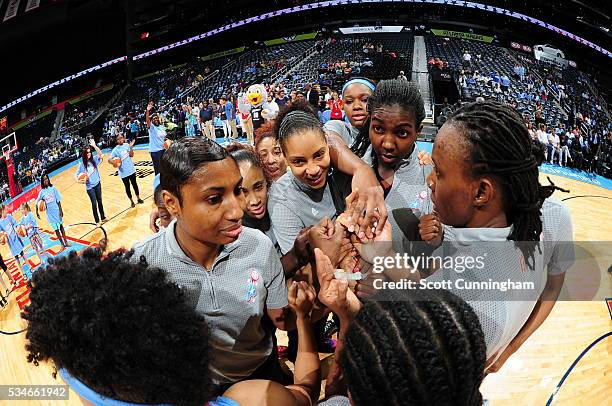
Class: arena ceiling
1,0,610,110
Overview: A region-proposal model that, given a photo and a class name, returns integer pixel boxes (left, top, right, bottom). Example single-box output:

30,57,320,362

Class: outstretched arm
326,131,387,239
287,282,321,405
145,101,154,128
89,139,103,159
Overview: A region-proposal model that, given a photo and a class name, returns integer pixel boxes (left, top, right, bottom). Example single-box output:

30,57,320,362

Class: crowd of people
5,69,586,405
450,52,611,177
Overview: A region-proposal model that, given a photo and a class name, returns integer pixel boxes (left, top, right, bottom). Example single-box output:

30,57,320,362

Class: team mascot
244,84,276,132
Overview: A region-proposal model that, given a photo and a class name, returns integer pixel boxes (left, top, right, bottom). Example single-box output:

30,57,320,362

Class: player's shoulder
269,172,294,199
541,196,572,222
238,226,274,249
131,229,166,257
323,119,346,133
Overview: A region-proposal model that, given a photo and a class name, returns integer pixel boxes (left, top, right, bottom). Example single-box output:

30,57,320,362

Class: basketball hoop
0,132,17,163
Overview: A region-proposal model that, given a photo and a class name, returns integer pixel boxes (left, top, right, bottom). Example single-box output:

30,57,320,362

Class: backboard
0,131,17,161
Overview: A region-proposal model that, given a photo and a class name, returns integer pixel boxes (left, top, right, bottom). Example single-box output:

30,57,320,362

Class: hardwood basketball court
0,149,610,405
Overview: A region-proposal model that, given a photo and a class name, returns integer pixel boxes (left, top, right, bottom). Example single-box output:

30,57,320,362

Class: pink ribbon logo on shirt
246,270,260,304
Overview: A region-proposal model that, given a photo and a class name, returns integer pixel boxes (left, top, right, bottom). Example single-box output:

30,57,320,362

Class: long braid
350,79,426,158
447,101,563,266
341,289,486,406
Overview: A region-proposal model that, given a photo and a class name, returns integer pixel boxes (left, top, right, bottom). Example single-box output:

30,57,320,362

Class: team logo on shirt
246,270,261,304
408,190,429,211
311,207,319,217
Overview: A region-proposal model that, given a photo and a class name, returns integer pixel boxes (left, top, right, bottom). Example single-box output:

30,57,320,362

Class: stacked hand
418,211,443,246
314,249,361,322
288,281,316,318
307,218,345,267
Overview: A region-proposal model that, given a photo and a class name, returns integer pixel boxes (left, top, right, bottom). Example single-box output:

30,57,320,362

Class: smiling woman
268,101,352,256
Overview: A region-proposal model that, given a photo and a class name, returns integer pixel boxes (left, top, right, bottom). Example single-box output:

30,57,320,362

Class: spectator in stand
228,95,239,140
462,50,472,68
491,71,501,84
397,70,408,81
327,92,344,121
264,93,278,116
129,119,139,142
184,104,199,137
527,122,537,141
537,124,549,148
323,87,333,103
275,90,289,108
558,132,571,167
199,100,215,140
535,111,545,127
570,132,585,170
500,74,510,92
305,84,319,109
218,96,230,140
548,129,560,164
185,119,196,137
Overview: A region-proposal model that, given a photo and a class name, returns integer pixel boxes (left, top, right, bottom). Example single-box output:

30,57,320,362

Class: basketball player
24,249,213,405
323,77,376,146
131,138,326,394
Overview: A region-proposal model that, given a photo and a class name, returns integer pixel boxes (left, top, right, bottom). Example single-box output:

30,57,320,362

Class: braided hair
351,79,426,158
341,289,486,406
272,100,325,153
446,101,562,265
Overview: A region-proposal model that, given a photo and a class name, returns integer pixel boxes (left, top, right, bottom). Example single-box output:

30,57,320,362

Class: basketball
37,199,46,212
16,225,27,238
77,172,89,184
0,232,6,245
112,157,122,168
163,139,172,149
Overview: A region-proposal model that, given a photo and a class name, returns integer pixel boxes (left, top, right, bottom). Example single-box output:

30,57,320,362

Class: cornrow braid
272,100,325,152
341,289,486,406
351,79,426,158
447,101,562,266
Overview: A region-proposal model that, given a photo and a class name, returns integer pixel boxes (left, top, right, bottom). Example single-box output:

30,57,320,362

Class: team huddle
22,78,574,406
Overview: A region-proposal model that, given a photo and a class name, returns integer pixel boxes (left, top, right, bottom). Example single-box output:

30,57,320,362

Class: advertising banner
510,41,533,53
431,29,494,43
200,47,246,62
340,26,404,34
264,32,317,46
